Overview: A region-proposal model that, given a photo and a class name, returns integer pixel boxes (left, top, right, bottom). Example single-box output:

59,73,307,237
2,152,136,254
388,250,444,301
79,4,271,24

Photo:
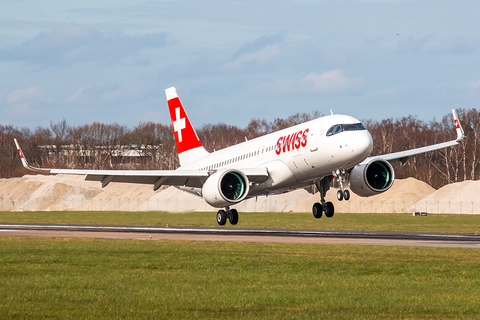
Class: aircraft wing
14,139,269,190
366,109,466,165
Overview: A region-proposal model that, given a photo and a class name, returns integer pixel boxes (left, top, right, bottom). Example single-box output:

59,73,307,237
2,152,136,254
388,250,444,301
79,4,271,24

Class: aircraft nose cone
355,130,373,159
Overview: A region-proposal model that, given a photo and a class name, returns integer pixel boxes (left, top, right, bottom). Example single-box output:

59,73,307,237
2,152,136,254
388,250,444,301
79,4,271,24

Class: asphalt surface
1,223,480,248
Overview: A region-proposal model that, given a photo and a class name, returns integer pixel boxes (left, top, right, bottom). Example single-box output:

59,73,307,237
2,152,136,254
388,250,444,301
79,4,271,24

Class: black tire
344,190,350,201
337,190,344,201
229,209,239,225
216,210,227,226
325,202,335,218
312,203,323,219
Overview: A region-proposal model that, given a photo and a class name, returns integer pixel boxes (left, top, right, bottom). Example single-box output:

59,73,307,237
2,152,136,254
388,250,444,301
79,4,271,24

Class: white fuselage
178,114,373,197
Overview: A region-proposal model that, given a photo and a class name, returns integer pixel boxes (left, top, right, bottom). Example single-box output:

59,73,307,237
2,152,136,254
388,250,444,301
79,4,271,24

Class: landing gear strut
313,176,335,219
216,207,239,226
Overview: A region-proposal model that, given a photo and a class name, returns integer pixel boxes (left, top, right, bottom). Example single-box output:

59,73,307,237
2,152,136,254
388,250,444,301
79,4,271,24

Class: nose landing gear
334,169,350,201
337,189,350,201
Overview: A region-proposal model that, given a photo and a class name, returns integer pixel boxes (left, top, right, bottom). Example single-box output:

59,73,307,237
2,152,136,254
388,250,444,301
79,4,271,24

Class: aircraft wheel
344,190,350,201
312,203,323,219
325,202,335,218
337,190,344,201
229,209,239,225
216,210,227,226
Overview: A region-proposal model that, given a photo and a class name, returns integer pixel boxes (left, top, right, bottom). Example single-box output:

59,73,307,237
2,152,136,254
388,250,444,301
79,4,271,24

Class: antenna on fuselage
330,110,334,115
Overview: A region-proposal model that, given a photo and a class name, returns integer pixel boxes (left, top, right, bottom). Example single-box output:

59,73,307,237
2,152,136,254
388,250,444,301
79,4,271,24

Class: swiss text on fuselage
275,129,309,155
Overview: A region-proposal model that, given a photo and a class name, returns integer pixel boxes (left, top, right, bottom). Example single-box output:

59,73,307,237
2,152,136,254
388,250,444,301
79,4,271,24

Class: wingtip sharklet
452,109,466,141
14,138,27,166
14,138,50,173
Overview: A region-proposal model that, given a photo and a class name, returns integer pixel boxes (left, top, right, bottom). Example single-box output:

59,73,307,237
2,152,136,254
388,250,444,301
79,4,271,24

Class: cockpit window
342,124,357,131
326,123,366,136
326,126,335,136
355,123,366,130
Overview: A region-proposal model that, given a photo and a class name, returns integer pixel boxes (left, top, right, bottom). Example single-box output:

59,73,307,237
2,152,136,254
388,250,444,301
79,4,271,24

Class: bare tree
3,108,479,191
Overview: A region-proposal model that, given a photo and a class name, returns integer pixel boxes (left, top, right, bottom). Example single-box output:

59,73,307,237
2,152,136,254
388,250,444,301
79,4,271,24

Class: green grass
1,211,480,234
1,237,479,319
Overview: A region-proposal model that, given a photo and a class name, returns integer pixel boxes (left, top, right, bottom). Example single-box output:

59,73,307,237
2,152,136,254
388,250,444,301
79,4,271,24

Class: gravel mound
408,180,480,214
291,177,435,213
0,174,310,212
3,174,476,214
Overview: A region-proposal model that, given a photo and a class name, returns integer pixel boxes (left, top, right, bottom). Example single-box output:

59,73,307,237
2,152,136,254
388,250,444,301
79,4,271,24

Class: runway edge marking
1,223,479,242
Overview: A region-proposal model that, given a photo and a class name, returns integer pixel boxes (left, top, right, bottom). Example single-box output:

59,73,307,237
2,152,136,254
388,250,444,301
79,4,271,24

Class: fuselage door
309,127,318,152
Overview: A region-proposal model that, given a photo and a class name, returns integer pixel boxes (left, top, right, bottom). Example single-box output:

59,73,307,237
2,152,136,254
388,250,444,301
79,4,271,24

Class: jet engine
349,159,395,197
202,169,250,207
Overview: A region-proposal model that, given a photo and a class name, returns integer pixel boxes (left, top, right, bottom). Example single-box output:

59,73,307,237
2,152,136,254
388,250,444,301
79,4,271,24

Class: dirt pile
407,180,480,214
291,177,435,213
0,174,311,212
2,174,476,214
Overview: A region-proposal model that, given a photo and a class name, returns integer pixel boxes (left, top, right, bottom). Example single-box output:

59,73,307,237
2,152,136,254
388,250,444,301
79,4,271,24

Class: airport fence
2,197,480,214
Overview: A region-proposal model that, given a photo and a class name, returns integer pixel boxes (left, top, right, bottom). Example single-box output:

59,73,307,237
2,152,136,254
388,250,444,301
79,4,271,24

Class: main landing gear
313,176,335,219
312,171,352,219
216,207,239,226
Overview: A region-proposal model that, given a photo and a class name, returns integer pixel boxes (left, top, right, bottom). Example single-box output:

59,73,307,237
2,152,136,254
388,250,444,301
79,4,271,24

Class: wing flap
82,170,209,188
243,167,269,183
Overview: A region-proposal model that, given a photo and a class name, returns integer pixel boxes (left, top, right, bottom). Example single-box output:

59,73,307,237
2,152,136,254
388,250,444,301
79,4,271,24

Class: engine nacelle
202,169,250,207
349,159,395,197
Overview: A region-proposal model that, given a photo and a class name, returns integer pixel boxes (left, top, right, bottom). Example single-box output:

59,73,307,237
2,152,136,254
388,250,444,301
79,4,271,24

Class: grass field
1,211,480,319
1,237,480,319
1,210,480,234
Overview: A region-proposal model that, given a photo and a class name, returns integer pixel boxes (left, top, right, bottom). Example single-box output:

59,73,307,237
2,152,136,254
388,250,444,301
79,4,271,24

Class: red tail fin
166,87,208,166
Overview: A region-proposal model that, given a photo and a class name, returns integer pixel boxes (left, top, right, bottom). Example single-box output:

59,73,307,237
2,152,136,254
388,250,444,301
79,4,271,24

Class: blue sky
1,0,479,129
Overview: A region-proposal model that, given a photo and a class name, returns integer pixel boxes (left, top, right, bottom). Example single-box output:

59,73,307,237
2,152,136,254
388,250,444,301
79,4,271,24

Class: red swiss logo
275,129,309,155
168,97,203,154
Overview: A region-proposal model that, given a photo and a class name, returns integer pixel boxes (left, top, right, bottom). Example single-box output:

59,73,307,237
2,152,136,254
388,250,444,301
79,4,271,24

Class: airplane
15,87,466,225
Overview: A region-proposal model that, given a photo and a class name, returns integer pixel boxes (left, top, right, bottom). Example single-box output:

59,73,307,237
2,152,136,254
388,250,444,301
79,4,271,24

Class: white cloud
7,86,42,104
302,70,363,94
470,79,480,90
221,44,282,71
254,78,300,96
428,36,480,55
254,70,363,96
229,33,285,60
4,86,43,119
68,86,90,103
395,35,433,54
100,85,149,103
0,23,169,66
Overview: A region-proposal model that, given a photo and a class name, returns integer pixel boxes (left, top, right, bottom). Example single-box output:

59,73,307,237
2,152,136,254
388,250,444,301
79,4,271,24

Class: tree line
1,108,479,189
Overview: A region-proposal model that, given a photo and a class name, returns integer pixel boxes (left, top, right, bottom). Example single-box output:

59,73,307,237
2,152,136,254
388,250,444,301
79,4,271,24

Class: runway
1,223,479,248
